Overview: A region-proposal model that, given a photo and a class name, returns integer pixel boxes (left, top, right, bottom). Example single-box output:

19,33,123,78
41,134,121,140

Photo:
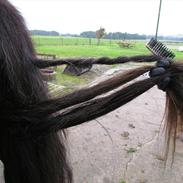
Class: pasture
32,36,183,59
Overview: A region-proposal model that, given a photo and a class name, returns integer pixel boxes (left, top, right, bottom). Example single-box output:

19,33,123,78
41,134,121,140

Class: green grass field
32,36,183,59
33,36,183,92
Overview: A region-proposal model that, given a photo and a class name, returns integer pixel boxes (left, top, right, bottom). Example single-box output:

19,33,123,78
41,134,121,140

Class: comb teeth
146,38,175,59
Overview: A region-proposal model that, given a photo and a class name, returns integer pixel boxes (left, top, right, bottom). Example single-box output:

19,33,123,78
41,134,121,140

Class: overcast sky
9,0,183,36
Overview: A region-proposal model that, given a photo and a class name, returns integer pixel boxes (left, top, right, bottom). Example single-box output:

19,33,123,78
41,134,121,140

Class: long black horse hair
1,0,183,182
0,1,72,182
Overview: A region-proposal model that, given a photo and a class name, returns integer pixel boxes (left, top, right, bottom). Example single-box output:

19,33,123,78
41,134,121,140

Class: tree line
31,30,60,36
80,31,183,41
30,30,183,41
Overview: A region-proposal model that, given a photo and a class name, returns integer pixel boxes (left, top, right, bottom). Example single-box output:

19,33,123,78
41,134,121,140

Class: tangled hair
0,0,183,182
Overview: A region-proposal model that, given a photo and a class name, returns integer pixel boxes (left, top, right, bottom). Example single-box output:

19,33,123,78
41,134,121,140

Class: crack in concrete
95,119,117,183
140,133,158,148
124,154,134,180
123,133,158,180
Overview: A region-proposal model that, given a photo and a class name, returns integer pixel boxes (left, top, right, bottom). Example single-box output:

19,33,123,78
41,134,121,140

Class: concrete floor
67,71,183,183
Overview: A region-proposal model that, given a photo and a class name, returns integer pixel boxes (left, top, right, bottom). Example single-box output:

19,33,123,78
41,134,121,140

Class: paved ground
67,68,183,183
1,66,183,183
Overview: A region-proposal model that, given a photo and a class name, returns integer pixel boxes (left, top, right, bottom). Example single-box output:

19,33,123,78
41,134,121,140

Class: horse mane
0,1,72,182
0,0,183,182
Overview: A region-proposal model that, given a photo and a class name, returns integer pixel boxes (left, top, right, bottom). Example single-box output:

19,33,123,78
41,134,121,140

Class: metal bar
155,0,163,40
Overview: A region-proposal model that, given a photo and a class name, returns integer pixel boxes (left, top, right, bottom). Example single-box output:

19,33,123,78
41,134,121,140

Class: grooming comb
146,38,175,59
